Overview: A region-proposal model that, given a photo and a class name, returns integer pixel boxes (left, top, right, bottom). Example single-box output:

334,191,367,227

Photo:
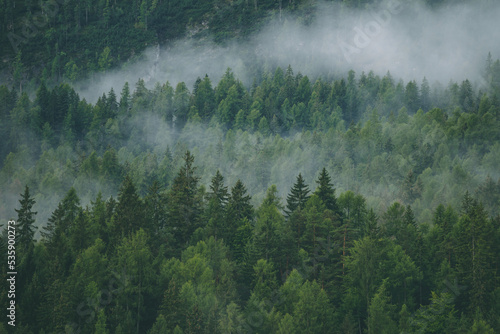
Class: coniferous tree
453,196,496,314
226,179,254,224
205,170,229,240
168,151,202,247
345,70,359,124
289,209,307,251
432,204,457,266
14,185,38,329
365,208,380,239
114,229,154,334
159,278,184,330
367,280,398,334
111,174,144,240
15,185,37,252
42,188,81,274
285,173,310,217
68,207,90,255
144,180,168,247
193,74,216,121
120,82,131,113
293,279,332,333
405,80,420,113
421,77,431,111
314,168,339,215
300,195,330,257
253,185,284,264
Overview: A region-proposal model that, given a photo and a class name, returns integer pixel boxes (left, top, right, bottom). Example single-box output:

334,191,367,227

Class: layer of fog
4,0,500,232
76,0,500,103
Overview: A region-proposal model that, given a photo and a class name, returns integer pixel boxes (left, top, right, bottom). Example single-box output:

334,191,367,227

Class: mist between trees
1,57,500,229
1,56,500,333
1,0,500,332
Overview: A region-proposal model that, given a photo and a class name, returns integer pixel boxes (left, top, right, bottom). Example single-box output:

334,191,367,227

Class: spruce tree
367,280,398,334
112,174,144,238
14,185,38,324
160,279,184,329
168,151,202,247
41,202,64,245
314,168,339,214
15,185,37,252
454,197,496,314
119,82,131,113
253,186,284,263
226,179,253,223
41,187,80,250
69,208,90,255
285,173,310,217
206,170,229,240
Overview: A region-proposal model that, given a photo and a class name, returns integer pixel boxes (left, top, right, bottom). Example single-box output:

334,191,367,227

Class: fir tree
285,173,310,217
144,180,168,238
15,185,37,252
314,168,339,214
367,280,398,334
226,179,254,223
112,174,144,238
168,151,202,247
69,208,90,254
205,170,229,240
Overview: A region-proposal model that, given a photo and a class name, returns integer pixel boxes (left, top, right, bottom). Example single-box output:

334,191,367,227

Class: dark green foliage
285,173,310,217
253,185,284,264
15,185,37,251
111,175,144,240
1,45,500,332
226,179,254,223
193,75,216,122
0,154,499,332
367,280,398,334
314,168,339,215
405,80,420,113
205,170,229,241
144,181,168,249
453,196,497,314
168,151,202,248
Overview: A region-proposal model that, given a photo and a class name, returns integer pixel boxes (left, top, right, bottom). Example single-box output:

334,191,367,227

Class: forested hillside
1,60,500,332
1,0,318,89
1,0,495,89
1,0,500,333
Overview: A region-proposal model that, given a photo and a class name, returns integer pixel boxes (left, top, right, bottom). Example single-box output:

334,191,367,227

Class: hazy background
75,0,500,103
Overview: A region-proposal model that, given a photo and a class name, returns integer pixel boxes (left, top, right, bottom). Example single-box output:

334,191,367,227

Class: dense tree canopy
0,34,500,332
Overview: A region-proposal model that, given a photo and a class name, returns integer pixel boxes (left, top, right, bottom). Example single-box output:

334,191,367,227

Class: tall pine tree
111,174,144,240
285,173,310,217
314,168,339,215
15,185,37,252
205,170,229,240
168,151,202,248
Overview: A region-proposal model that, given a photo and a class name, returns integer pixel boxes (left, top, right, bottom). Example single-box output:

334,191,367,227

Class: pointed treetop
208,170,229,208
15,185,37,249
261,184,283,211
227,179,253,222
285,173,310,217
403,205,416,227
315,168,338,214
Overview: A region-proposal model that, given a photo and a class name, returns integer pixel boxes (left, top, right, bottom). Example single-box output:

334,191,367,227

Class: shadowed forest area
1,0,500,333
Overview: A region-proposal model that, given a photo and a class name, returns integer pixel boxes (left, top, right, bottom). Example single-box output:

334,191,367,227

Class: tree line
3,149,499,333
1,61,500,223
0,61,499,331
